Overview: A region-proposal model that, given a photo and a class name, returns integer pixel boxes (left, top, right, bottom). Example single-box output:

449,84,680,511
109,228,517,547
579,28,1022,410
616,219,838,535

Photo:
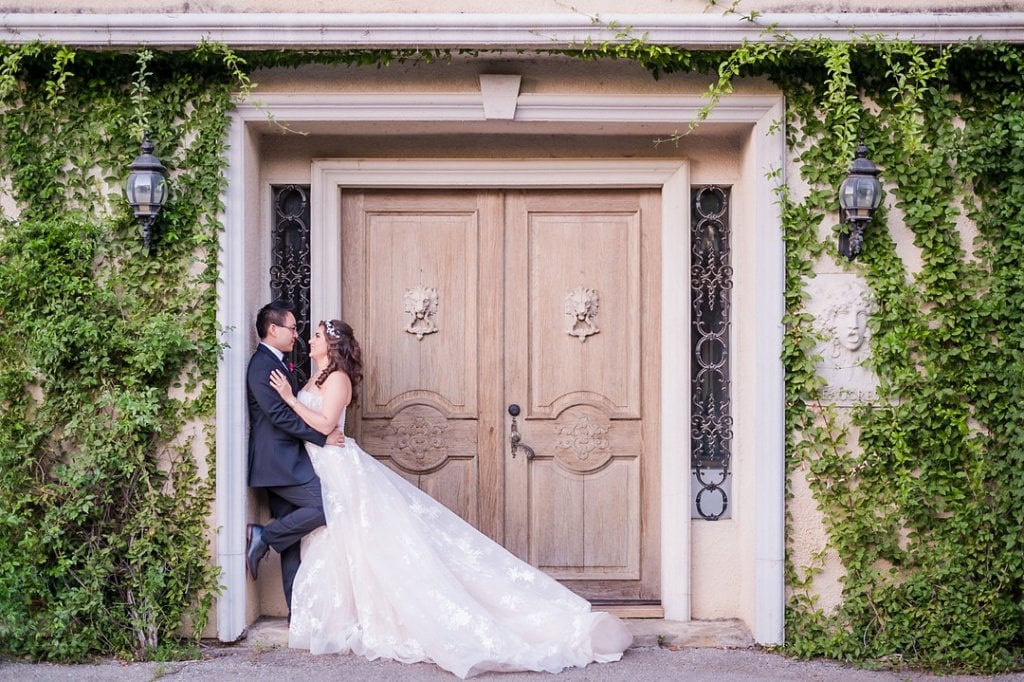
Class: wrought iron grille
691,185,733,520
270,184,313,383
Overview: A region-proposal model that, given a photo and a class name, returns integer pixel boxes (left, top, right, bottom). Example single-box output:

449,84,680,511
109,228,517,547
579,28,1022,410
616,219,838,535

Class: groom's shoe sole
246,523,269,581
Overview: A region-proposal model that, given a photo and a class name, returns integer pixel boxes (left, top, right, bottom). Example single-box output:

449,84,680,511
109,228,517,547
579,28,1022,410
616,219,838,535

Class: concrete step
242,617,755,652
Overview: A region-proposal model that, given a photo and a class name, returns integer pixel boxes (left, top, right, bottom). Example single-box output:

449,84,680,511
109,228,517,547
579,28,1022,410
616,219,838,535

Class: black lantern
125,134,168,252
838,138,882,260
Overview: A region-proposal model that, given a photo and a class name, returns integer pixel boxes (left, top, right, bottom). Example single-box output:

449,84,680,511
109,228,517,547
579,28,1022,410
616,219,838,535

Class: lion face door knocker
404,285,439,340
565,286,600,342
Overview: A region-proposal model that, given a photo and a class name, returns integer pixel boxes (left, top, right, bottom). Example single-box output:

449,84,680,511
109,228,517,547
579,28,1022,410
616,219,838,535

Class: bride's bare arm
269,369,351,436
317,372,352,433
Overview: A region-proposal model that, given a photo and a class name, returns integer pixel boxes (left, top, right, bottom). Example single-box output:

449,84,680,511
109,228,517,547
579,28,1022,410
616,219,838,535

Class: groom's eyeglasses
276,324,298,334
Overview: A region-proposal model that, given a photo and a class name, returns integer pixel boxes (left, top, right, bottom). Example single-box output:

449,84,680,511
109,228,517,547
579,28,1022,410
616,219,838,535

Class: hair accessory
325,320,342,339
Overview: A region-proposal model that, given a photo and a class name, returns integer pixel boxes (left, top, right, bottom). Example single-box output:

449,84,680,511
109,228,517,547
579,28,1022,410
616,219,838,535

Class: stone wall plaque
805,274,879,406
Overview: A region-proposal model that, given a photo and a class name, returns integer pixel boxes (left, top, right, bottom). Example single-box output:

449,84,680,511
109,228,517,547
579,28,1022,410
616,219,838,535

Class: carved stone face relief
565,286,600,342
404,285,439,340
806,274,879,405
831,298,870,351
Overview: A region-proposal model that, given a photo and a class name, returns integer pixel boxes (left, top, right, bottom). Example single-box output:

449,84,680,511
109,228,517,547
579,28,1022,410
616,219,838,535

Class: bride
267,319,632,679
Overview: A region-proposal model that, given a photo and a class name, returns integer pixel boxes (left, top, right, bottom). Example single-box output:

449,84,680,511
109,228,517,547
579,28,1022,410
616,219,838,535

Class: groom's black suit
246,343,327,609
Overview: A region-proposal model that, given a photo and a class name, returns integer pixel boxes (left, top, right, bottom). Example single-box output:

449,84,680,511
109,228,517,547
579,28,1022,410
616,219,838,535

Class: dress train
288,392,632,678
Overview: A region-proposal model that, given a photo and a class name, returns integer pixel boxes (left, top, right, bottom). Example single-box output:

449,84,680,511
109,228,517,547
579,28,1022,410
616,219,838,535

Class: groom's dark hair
256,300,295,339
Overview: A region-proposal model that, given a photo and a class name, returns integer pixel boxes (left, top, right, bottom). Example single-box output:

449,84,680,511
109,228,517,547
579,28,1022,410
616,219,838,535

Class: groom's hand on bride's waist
326,429,345,446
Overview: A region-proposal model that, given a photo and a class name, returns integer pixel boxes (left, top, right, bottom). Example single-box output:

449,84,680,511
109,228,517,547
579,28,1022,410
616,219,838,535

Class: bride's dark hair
316,319,363,402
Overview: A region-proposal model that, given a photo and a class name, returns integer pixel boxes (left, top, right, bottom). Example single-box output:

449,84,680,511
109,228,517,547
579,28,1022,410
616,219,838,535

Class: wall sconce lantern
838,138,882,260
125,134,168,252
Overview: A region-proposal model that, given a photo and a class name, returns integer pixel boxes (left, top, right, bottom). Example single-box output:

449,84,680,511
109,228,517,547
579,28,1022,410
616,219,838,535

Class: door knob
507,403,535,460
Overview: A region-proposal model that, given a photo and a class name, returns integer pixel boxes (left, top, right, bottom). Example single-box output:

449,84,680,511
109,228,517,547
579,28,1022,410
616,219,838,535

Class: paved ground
2,619,1022,681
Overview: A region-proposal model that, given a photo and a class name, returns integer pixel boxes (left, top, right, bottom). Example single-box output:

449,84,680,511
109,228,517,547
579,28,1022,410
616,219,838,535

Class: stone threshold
239,617,755,652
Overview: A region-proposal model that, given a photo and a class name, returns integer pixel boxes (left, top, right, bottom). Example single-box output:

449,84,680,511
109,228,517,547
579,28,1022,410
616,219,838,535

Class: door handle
507,404,536,460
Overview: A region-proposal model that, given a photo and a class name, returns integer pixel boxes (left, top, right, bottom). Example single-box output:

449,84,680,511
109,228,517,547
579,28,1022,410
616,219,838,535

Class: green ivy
0,42,454,664
1,30,1022,673
0,45,234,661
719,40,1024,673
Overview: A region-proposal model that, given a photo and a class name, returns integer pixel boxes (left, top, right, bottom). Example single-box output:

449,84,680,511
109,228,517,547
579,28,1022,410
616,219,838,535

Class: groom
245,300,342,615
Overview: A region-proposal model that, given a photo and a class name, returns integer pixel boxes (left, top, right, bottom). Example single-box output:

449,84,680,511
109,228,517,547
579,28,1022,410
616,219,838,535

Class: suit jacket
247,343,328,488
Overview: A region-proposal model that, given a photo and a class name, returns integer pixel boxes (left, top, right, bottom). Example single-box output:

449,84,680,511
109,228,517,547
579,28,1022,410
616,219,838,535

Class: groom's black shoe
246,523,269,580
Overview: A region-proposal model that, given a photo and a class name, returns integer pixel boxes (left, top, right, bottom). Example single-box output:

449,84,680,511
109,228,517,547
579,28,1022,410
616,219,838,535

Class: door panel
504,190,660,601
521,199,641,418
341,187,659,602
341,191,503,532
360,200,477,417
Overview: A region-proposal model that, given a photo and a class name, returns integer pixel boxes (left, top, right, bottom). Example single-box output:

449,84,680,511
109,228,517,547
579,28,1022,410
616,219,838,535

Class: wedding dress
288,391,633,678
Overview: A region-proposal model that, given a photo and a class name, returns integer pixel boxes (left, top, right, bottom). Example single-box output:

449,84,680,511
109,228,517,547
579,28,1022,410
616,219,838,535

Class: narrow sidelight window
270,184,313,381
690,186,733,520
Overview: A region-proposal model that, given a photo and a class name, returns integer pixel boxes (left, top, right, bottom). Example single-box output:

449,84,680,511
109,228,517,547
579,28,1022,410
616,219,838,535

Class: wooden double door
340,188,661,606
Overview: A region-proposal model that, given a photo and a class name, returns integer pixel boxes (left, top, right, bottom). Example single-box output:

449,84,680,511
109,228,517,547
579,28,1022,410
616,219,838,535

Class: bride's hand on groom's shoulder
270,369,294,401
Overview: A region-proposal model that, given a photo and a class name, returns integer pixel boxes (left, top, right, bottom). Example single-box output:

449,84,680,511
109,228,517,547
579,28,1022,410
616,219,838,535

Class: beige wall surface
4,0,1023,12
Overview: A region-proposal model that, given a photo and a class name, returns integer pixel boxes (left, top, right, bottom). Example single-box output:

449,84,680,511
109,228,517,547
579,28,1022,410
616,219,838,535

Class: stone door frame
216,89,786,645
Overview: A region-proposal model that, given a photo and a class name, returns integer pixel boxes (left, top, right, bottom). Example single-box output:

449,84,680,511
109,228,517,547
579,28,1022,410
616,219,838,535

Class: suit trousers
263,477,326,611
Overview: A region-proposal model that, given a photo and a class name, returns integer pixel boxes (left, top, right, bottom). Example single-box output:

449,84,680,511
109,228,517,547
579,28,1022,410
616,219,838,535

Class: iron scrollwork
691,185,733,520
270,184,313,383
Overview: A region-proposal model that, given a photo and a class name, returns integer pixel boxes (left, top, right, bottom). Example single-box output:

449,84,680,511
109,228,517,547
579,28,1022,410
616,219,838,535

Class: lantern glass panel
840,175,881,213
127,172,167,215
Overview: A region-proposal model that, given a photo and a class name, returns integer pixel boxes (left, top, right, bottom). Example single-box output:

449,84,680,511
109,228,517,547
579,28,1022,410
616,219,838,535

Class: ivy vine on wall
0,42,450,662
0,43,237,660
707,39,1024,673
0,32,1022,673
